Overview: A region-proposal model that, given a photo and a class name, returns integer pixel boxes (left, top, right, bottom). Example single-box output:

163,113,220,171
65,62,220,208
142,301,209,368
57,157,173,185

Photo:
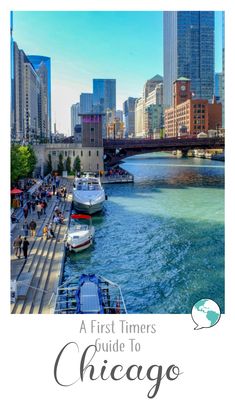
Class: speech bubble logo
191,299,221,330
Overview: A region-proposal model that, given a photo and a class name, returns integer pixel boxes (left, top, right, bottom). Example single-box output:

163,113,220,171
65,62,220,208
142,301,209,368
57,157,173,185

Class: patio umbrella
11,188,23,195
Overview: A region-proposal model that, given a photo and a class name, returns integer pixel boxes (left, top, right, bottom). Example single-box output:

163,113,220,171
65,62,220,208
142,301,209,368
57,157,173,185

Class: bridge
103,136,225,165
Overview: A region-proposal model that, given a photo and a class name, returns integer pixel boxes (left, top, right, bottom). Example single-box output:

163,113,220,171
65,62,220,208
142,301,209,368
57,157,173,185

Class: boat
65,214,95,252
73,172,106,215
54,274,127,314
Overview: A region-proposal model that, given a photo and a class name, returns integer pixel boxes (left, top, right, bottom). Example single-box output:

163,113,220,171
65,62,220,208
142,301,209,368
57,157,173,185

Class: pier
11,178,73,314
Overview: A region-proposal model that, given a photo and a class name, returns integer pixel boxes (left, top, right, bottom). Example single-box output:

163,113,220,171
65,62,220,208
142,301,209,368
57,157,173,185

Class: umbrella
11,188,23,195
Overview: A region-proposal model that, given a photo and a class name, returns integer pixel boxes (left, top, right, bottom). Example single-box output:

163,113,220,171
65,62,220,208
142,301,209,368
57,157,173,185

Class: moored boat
73,173,106,215
65,214,95,252
55,274,127,314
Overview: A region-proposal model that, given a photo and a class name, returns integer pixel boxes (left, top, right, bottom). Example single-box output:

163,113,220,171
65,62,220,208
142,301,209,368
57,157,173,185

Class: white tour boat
65,214,95,252
73,173,106,214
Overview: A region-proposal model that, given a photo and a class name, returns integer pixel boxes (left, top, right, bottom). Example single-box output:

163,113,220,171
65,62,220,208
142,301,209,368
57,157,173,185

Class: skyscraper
80,93,93,114
163,11,215,107
123,97,137,138
214,72,223,101
93,79,116,113
27,55,51,138
71,103,80,135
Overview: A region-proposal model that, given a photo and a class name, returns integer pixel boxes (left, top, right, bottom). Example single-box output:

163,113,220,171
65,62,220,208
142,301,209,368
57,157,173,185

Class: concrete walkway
11,178,73,314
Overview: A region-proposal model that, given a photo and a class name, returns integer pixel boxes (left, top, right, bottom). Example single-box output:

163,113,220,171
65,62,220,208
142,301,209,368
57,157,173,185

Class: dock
101,173,134,184
11,178,73,314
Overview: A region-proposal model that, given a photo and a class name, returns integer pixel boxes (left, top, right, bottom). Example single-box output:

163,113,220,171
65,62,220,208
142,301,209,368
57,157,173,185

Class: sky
13,11,223,135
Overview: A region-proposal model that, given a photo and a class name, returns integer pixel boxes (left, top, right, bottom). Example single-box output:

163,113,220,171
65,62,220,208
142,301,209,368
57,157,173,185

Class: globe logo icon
192,299,221,330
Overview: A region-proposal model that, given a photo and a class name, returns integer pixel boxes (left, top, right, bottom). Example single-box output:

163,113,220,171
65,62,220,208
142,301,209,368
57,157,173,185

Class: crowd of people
105,167,130,177
12,174,68,260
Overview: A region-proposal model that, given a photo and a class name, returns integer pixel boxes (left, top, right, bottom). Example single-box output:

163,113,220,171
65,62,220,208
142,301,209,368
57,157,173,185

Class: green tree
57,153,64,175
160,128,164,139
66,156,71,174
73,155,81,173
11,144,37,183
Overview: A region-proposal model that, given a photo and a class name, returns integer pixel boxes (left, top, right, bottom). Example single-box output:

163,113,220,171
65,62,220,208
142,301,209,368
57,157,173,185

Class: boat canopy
75,274,104,314
71,214,91,220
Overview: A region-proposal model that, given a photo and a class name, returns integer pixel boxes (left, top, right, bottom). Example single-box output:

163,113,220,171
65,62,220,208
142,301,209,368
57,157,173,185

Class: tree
11,144,37,184
66,156,71,174
73,155,81,173
57,153,64,175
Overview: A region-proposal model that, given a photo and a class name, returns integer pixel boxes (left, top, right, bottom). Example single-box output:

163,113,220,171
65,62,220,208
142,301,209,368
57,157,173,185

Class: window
81,151,83,157
65,151,67,157
97,164,99,170
89,151,91,157
90,127,94,132
90,138,94,143
52,151,56,156
73,151,75,157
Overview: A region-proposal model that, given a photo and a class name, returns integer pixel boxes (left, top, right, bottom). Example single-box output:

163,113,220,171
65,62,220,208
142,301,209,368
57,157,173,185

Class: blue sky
13,11,223,134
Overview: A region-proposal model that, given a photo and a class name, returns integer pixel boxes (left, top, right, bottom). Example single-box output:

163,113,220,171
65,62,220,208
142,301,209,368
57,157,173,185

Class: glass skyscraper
93,79,116,113
27,55,51,136
164,11,215,107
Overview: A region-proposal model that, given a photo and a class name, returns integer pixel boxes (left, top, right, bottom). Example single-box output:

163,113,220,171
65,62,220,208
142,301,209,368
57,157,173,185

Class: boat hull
73,199,104,214
67,238,93,253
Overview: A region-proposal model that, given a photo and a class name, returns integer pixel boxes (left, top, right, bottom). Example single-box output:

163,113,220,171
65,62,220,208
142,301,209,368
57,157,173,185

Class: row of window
49,150,100,157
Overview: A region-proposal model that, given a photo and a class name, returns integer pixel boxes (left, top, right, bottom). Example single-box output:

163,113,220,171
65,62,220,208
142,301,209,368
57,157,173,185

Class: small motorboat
54,274,127,314
65,214,95,252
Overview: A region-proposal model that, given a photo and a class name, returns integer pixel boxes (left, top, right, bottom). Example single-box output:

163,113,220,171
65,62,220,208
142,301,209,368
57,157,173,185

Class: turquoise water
64,153,224,314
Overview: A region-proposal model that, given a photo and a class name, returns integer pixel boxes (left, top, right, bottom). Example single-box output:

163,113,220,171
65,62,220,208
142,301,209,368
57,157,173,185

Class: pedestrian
31,200,36,212
48,223,55,238
13,235,22,258
23,205,28,219
36,202,42,219
42,199,47,215
52,183,56,195
20,196,24,208
27,200,31,213
22,237,30,259
63,187,67,201
22,219,29,236
43,224,48,239
29,219,37,237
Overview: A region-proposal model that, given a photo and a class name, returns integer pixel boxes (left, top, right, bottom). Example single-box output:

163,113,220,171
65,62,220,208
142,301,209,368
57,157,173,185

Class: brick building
164,78,222,137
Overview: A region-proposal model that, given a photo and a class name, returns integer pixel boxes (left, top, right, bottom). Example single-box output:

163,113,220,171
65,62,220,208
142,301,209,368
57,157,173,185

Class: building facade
163,11,215,107
123,97,137,137
92,79,116,113
80,93,93,114
215,73,223,102
24,57,40,143
27,55,51,139
34,143,104,176
164,78,222,137
71,103,80,135
80,113,104,148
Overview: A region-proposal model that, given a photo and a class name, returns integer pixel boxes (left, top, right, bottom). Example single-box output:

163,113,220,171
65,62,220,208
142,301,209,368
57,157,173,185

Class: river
63,153,224,314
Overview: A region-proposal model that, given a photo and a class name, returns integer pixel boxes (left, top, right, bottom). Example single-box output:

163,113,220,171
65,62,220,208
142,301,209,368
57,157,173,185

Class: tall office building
11,41,25,142
24,55,40,143
163,11,215,107
80,93,93,114
71,103,80,135
27,55,51,139
115,110,123,122
93,79,116,113
123,97,137,137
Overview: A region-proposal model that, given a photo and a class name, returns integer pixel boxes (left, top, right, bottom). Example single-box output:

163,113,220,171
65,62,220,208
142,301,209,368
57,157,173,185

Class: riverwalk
11,178,73,314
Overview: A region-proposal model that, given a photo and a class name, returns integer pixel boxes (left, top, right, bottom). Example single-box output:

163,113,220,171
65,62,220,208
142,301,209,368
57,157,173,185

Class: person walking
22,220,29,236
23,205,28,219
22,237,30,260
27,200,31,214
31,200,36,212
13,235,22,258
42,199,47,215
29,219,37,237
48,223,55,239
36,202,42,219
43,224,48,240
63,187,67,201
52,183,56,195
